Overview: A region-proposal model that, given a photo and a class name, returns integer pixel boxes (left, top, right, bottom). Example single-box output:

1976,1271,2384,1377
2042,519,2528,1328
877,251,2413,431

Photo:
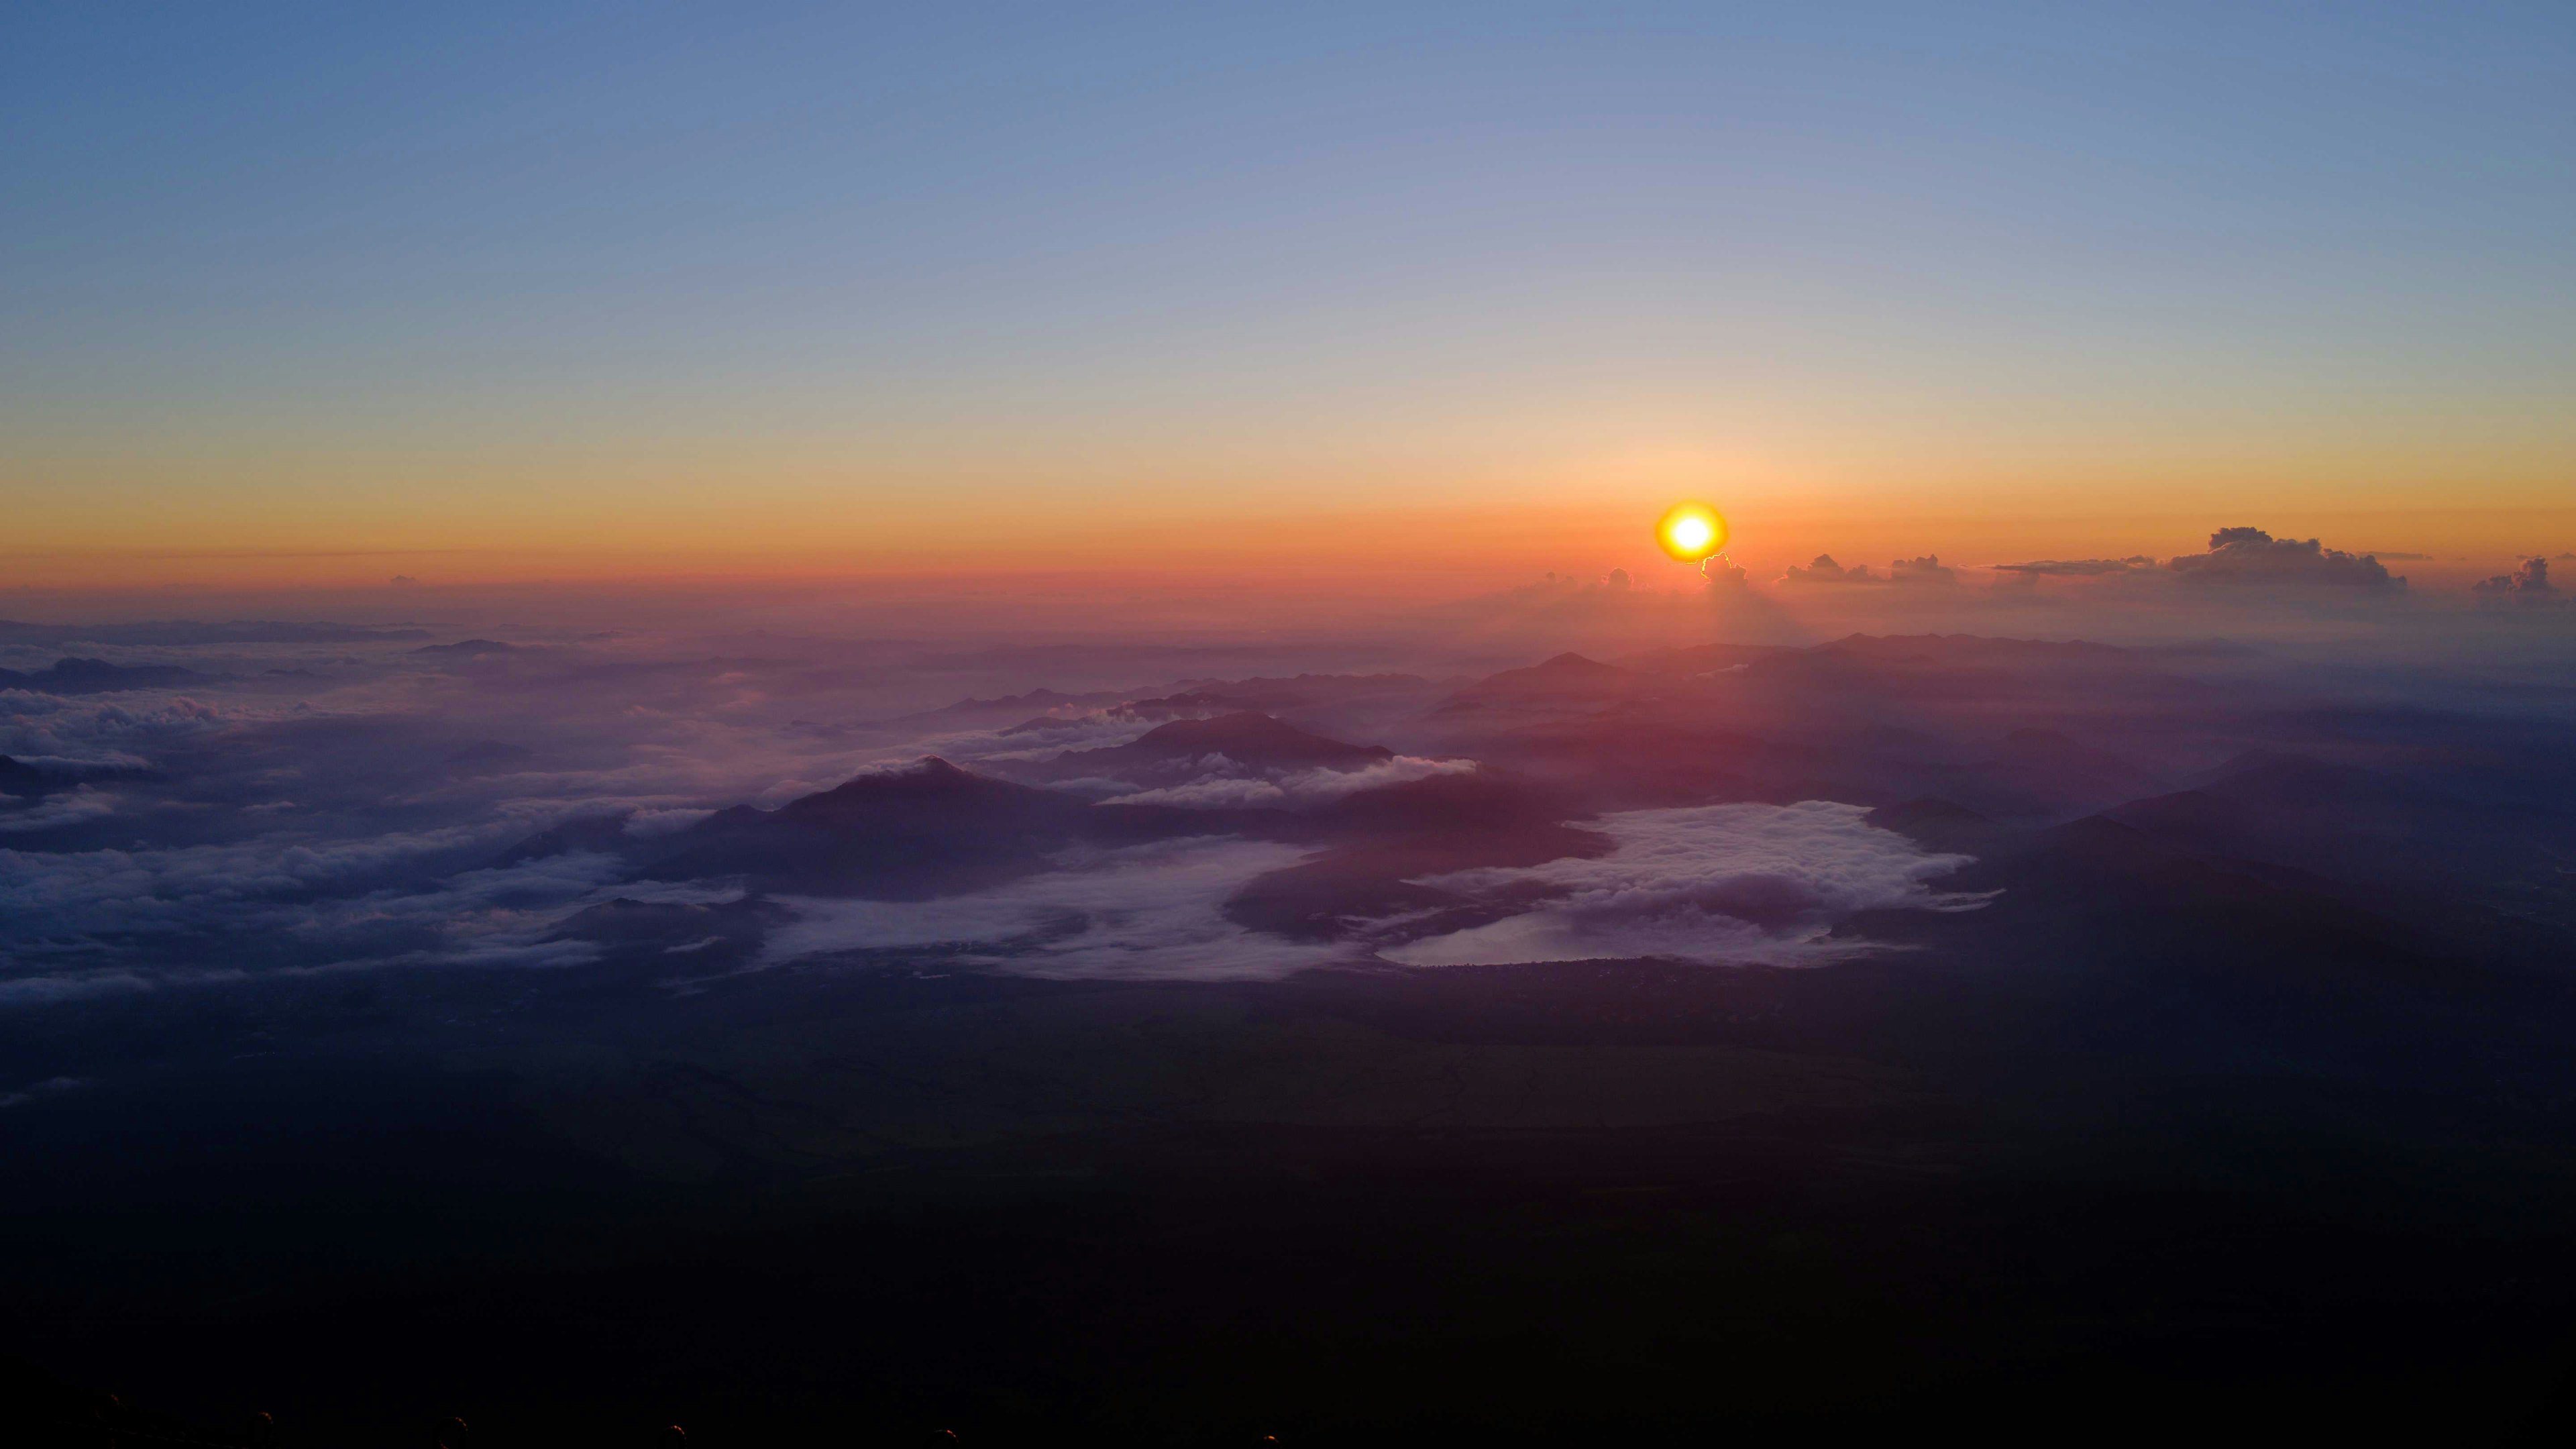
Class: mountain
894,687,1128,726
1614,643,1796,675
2106,752,2429,888
1961,727,2169,821
412,639,517,657
1225,771,1611,941
1436,653,1644,714
643,757,1113,898
1864,797,2005,855
1050,712,1394,773
1806,633,2137,667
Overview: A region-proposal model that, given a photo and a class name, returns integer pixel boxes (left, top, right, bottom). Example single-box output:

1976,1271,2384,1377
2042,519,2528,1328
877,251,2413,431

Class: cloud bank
2167,528,2402,590
763,838,1343,980
1097,755,1474,810
1381,801,1986,967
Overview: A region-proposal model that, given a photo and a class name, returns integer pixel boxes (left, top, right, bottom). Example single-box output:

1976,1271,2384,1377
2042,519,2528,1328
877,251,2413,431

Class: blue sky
5,2,2573,578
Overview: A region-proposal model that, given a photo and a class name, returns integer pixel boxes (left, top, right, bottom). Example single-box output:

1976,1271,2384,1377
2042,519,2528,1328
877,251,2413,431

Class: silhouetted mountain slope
1613,642,1796,675
1436,652,1644,713
1456,716,1787,808
1870,809,2442,1007
496,812,635,867
1810,633,2138,667
579,757,1290,898
411,639,516,657
2107,751,2436,886
644,758,1099,896
1864,798,2006,855
1953,727,2169,822
1167,672,1432,706
1230,773,1609,940
1052,712,1395,773
894,687,1128,726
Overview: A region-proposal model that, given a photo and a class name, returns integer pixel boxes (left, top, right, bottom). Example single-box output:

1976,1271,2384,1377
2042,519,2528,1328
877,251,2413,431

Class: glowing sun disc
1656,502,1727,562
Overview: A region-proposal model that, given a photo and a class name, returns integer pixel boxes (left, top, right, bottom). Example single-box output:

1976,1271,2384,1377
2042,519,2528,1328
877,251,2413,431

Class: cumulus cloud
1780,555,1876,585
1099,755,1476,810
2473,557,2559,600
1379,801,1986,967
2167,527,2403,589
1777,550,1964,586
763,838,1344,980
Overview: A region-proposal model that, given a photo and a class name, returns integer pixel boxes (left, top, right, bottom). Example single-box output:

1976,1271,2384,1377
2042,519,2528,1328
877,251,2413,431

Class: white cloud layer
1381,801,1986,967
1099,755,1474,809
765,838,1345,981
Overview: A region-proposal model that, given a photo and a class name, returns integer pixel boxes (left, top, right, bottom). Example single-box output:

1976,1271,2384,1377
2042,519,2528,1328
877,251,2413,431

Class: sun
1656,501,1727,562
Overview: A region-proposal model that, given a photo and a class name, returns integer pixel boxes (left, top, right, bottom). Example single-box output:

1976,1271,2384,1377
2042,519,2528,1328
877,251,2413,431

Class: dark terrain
9,631,2576,1444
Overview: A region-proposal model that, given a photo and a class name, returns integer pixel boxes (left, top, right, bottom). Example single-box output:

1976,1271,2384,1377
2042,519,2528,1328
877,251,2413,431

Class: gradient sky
5,1,2573,586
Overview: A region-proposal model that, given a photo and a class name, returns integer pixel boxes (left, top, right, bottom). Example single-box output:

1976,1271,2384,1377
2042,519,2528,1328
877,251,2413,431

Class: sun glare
1656,501,1727,562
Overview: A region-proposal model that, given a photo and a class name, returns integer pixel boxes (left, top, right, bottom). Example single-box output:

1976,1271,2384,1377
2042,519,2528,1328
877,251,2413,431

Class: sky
5,1,2573,590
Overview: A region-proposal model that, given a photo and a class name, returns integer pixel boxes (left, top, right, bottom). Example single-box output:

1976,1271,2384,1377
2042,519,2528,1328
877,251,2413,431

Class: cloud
0,692,229,761
0,826,639,996
1990,556,2157,577
0,1075,89,1108
0,787,117,834
1098,755,1476,810
1379,801,1986,967
763,837,1343,980
1772,551,1947,588
2473,557,2559,599
2167,527,2403,589
1780,555,1877,585
0,973,158,1006
623,806,717,837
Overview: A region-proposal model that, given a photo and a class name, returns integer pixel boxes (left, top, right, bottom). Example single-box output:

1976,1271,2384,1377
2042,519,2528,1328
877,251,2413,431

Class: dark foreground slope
11,917,2576,1446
